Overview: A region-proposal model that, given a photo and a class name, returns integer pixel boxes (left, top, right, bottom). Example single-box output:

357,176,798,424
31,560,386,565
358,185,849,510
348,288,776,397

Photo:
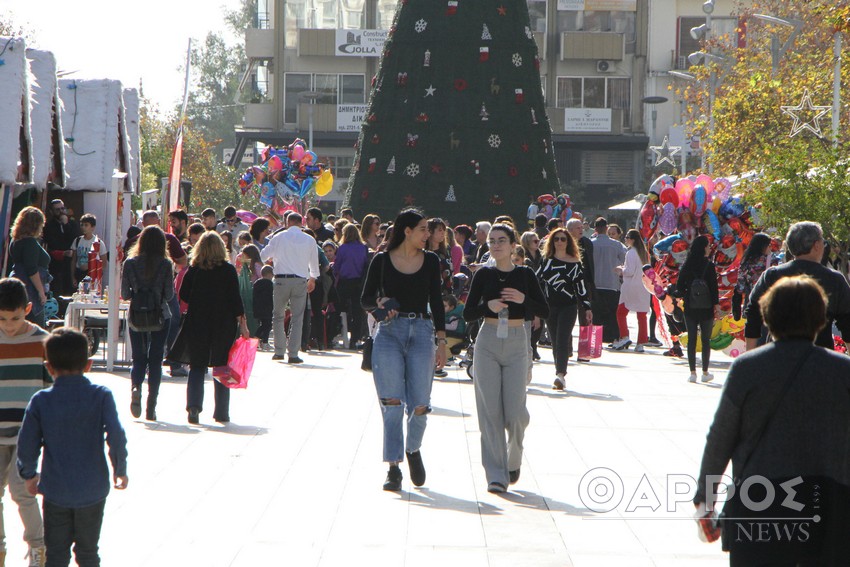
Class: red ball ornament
454,79,468,91
508,166,518,177
371,134,380,144
361,190,369,200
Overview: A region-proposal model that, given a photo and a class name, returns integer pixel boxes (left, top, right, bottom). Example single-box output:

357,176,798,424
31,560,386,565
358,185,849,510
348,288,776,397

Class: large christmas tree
345,0,561,223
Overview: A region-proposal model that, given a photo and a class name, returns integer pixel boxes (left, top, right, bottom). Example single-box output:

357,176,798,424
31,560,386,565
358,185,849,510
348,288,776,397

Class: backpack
688,264,713,310
128,260,166,332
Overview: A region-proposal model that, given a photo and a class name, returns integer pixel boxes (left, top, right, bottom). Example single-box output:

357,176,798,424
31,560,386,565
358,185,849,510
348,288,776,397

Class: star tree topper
649,136,681,168
781,88,831,138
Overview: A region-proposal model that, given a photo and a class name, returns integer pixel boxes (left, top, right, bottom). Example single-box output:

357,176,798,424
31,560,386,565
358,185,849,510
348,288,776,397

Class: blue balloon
284,177,301,197
653,233,681,255
300,177,316,197
704,210,721,238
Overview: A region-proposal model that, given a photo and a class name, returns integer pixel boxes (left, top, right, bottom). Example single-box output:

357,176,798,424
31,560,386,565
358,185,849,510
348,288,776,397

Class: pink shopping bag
578,325,603,359
212,337,259,389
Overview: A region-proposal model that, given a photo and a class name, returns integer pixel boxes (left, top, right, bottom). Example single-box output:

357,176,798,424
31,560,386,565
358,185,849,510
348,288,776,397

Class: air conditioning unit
596,60,615,73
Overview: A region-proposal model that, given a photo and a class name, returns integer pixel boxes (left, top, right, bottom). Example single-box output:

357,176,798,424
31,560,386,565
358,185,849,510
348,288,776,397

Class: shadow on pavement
407,488,503,515
202,423,270,435
305,351,350,358
501,489,598,517
527,388,623,402
142,422,200,434
569,361,626,369
429,406,470,418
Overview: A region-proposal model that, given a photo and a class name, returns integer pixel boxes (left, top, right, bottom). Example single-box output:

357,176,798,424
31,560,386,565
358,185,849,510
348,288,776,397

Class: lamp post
687,51,728,175
751,14,804,76
668,71,696,175
299,91,320,150
834,31,842,147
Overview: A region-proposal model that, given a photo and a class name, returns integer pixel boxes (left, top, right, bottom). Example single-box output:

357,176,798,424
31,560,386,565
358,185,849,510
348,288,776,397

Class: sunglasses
552,236,568,242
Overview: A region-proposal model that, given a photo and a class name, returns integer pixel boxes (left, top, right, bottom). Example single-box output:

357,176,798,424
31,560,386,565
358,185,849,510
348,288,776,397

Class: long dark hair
426,217,448,257
542,227,579,259
741,232,772,267
682,235,710,273
130,225,170,278
625,229,648,263
386,209,425,252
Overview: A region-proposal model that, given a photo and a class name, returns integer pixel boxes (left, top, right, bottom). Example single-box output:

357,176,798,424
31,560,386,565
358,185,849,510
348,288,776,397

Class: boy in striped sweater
0,278,50,566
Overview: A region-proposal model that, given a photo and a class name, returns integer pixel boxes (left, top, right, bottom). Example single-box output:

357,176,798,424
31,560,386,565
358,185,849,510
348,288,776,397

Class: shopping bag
213,337,259,389
578,325,603,359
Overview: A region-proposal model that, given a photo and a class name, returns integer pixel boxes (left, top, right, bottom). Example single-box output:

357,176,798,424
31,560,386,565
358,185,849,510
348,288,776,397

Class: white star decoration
649,136,681,168
781,89,831,138
424,84,436,97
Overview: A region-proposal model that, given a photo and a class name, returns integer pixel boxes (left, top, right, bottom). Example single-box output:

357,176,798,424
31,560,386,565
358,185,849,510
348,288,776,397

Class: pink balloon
236,210,258,224
675,178,694,208
291,145,305,161
695,174,714,197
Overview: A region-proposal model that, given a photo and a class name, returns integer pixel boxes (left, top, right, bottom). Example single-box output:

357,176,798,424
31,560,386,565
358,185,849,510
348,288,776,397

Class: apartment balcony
296,103,340,131
246,28,275,59
244,103,276,130
560,32,624,61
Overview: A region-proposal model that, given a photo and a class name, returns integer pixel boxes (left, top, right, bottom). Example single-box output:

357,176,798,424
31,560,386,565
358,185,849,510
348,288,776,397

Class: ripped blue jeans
371,316,436,463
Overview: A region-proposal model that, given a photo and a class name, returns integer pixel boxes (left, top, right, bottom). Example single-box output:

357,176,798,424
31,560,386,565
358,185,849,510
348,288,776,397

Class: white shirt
260,226,320,279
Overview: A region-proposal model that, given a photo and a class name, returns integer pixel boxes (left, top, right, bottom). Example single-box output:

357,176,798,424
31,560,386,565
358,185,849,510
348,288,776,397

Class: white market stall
26,48,67,195
58,78,137,370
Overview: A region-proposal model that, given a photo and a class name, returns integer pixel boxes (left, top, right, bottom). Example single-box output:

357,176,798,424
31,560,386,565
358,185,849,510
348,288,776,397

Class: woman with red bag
168,232,249,424
536,228,592,391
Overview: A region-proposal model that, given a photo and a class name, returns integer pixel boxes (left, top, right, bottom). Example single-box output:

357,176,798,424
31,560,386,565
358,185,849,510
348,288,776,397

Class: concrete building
234,0,685,211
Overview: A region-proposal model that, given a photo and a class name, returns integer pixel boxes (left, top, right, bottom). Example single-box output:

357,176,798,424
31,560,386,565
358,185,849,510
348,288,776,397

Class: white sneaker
634,344,644,353
688,372,697,383
611,337,631,350
701,372,714,383
27,546,45,567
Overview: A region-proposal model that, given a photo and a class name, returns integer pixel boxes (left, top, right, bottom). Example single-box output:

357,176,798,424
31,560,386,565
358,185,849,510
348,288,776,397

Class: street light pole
834,31,842,148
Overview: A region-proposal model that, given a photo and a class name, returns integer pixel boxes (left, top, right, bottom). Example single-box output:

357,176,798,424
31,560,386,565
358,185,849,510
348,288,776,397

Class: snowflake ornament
405,163,420,177
512,53,522,67
525,26,533,39
488,134,501,148
415,19,428,33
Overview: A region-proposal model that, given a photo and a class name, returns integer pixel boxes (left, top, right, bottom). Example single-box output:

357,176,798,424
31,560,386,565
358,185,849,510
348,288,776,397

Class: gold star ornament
781,89,831,138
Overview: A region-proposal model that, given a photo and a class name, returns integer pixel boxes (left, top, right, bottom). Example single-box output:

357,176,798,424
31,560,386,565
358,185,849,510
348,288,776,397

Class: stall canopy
122,88,141,193
0,37,33,186
26,48,66,190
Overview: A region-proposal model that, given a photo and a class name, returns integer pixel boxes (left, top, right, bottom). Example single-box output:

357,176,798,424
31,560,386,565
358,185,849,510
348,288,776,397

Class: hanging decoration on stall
780,88,831,138
237,138,334,217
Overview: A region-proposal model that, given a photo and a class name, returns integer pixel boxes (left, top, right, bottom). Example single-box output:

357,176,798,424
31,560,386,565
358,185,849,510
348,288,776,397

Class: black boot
383,464,403,491
145,396,157,421
406,450,426,487
130,387,142,418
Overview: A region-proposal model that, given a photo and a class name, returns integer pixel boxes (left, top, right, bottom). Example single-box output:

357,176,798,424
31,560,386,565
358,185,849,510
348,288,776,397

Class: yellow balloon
711,319,722,339
711,196,722,214
315,171,334,197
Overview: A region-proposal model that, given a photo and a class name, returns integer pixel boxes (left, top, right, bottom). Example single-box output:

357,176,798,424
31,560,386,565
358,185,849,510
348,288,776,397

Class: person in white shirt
260,213,319,363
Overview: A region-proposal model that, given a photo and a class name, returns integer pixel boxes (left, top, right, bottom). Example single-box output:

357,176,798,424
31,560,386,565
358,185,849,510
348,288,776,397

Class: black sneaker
645,338,664,348
188,407,200,425
271,354,285,361
434,369,448,378
406,450,426,487
145,407,157,422
509,468,521,485
487,482,507,494
130,388,142,418
288,356,304,364
383,465,403,491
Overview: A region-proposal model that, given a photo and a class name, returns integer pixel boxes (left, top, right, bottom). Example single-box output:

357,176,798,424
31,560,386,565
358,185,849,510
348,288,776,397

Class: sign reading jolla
335,29,389,57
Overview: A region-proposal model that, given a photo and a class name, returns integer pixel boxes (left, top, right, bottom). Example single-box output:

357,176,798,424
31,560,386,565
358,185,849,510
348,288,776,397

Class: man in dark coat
42,199,80,295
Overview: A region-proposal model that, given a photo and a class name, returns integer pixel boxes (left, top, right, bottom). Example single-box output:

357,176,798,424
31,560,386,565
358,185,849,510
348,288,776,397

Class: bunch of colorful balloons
536,193,577,223
238,139,334,216
639,173,766,358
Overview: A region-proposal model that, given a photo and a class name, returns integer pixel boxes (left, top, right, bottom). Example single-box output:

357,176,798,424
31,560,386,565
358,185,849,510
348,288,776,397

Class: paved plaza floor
3,335,733,566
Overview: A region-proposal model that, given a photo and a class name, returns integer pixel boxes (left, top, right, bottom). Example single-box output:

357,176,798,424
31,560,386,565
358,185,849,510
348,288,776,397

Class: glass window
583,78,605,108
340,75,365,103
527,0,547,34
377,0,397,29
607,77,631,127
315,74,338,105
315,0,338,29
284,73,311,123
255,0,271,29
341,0,365,28
610,11,635,53
285,0,308,48
556,78,582,108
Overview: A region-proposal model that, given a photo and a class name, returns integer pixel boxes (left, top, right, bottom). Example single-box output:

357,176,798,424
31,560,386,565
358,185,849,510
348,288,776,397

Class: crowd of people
5,194,850,565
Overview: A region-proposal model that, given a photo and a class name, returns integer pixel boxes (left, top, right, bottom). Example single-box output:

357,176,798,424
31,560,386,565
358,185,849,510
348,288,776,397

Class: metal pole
834,31,842,147
308,99,315,150
706,10,713,174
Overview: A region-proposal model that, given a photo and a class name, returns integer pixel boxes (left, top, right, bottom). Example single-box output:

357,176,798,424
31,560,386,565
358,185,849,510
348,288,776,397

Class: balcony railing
560,32,625,61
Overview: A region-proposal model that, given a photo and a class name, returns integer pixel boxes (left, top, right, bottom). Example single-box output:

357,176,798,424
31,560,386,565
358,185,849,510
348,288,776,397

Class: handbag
578,325,603,359
718,346,814,551
361,255,386,372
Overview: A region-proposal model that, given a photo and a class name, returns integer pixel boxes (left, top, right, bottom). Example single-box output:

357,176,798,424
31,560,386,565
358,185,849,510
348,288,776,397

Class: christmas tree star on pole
781,88,831,138
649,136,681,168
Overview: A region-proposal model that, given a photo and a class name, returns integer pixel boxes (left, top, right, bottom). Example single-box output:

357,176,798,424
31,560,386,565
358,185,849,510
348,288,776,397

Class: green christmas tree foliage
345,0,561,223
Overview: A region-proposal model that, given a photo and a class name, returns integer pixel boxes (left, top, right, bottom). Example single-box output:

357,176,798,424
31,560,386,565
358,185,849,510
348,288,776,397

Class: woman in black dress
170,231,249,424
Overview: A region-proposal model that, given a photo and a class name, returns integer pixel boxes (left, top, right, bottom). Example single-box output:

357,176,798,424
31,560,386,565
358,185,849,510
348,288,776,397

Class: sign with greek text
337,104,370,131
564,108,612,132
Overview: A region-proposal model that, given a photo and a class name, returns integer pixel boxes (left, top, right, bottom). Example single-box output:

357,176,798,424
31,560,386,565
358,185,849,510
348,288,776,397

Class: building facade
234,0,658,213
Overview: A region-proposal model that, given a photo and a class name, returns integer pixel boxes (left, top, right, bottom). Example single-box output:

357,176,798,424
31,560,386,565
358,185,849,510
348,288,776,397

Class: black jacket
252,278,274,319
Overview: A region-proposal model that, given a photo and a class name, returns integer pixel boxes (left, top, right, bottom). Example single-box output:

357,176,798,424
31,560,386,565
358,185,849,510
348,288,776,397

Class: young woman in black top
676,235,719,383
537,228,592,390
463,224,549,493
361,209,447,491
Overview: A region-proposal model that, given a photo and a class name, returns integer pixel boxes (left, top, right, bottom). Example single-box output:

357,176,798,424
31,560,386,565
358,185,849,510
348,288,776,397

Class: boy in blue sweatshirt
17,328,128,567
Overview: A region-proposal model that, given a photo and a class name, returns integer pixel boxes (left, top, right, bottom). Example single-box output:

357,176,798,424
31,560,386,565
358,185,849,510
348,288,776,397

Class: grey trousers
0,445,43,550
472,323,530,486
273,277,308,357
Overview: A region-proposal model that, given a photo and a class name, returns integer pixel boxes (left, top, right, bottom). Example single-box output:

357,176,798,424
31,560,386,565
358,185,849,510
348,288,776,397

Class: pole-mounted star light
781,88,831,138
649,136,682,169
